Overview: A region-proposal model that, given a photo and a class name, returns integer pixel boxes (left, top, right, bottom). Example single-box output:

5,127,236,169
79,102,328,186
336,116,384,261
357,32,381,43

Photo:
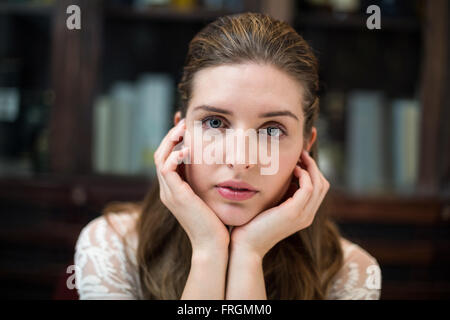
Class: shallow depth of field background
0,0,448,299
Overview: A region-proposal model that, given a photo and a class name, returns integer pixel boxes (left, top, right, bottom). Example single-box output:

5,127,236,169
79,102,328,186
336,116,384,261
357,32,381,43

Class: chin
210,202,257,226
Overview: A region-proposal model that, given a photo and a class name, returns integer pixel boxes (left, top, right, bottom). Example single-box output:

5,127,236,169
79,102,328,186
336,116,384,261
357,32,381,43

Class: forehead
188,63,304,119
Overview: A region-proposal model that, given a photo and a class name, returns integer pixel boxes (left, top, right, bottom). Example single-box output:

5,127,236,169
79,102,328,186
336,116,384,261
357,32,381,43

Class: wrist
192,243,229,262
191,235,229,253
229,241,264,263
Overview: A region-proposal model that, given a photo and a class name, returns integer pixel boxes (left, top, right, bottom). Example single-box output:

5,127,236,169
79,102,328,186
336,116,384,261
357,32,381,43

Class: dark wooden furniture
0,0,448,299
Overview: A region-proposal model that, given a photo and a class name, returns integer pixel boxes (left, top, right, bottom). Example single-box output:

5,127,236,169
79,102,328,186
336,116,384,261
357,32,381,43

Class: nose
225,144,257,171
223,128,258,171
226,163,255,170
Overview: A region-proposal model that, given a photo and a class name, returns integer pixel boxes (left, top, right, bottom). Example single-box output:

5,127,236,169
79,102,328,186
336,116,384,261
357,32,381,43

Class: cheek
262,150,299,195
184,163,214,194
262,169,292,196
184,128,218,163
279,145,302,171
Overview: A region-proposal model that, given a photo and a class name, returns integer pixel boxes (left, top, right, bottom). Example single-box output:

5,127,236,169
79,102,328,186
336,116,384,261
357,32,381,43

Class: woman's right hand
154,118,230,254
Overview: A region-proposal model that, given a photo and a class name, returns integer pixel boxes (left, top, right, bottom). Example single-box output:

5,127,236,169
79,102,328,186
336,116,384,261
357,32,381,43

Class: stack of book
345,90,420,194
346,90,386,194
391,98,420,193
93,73,174,176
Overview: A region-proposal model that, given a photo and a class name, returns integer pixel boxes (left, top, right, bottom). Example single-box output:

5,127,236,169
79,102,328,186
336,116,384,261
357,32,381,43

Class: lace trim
74,212,142,299
75,213,381,300
327,240,382,300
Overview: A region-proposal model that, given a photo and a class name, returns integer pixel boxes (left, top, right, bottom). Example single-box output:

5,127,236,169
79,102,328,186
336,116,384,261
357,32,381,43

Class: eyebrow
192,105,299,122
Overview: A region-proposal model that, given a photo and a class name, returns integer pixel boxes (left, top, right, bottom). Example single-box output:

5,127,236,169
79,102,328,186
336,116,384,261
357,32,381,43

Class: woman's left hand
230,150,330,259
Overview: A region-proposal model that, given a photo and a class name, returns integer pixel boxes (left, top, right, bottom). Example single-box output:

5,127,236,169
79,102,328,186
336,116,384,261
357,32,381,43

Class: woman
74,12,381,300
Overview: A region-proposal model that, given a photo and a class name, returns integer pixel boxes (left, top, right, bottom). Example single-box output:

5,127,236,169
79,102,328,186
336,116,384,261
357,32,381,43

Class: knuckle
317,181,324,191
304,184,313,194
176,193,188,205
167,127,177,138
173,192,187,206
154,154,162,167
305,217,314,228
159,191,167,204
287,209,300,221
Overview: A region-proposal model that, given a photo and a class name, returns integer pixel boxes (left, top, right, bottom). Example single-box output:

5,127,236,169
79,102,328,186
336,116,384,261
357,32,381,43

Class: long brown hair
103,12,343,299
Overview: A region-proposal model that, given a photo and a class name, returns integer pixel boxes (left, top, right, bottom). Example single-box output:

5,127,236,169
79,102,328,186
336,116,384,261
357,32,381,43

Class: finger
293,168,314,200
301,152,330,220
290,168,313,208
300,150,323,191
162,146,188,173
156,162,170,194
155,120,184,157
155,119,186,164
162,146,191,195
302,151,330,200
155,120,186,167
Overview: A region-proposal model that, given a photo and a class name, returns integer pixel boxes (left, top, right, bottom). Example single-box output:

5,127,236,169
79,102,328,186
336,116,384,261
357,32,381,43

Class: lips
216,180,257,192
215,180,258,201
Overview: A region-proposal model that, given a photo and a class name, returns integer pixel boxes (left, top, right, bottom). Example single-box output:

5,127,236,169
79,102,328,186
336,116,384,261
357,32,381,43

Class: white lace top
74,212,382,300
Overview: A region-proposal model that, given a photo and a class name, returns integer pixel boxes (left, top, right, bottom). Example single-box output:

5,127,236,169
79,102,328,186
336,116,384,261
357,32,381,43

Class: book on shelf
132,73,174,176
391,98,420,193
0,87,19,123
110,81,135,174
345,90,386,194
93,95,112,174
93,73,174,176
133,0,172,9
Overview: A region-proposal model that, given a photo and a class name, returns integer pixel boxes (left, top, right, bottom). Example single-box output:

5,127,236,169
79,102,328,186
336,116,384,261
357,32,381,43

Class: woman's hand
154,119,230,254
229,150,330,259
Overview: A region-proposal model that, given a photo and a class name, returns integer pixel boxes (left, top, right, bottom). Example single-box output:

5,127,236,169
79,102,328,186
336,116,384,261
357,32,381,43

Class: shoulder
327,237,382,300
76,211,140,254
340,237,379,268
74,211,142,299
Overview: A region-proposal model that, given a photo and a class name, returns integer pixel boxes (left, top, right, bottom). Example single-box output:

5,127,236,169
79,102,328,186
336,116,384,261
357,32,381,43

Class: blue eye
201,116,286,137
202,116,224,129
263,126,286,137
266,127,281,137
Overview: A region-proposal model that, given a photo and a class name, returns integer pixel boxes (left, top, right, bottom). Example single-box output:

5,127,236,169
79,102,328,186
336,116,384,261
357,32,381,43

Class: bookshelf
0,0,449,299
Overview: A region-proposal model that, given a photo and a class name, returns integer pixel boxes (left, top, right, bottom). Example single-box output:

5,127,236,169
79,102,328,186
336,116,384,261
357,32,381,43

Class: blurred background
0,0,449,299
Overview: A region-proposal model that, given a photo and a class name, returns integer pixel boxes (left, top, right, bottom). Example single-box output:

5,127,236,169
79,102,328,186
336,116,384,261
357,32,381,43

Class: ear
305,126,317,153
297,126,317,168
173,111,182,126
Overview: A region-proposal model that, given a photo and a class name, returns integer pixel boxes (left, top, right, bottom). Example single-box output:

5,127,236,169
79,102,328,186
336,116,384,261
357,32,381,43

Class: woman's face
176,62,316,226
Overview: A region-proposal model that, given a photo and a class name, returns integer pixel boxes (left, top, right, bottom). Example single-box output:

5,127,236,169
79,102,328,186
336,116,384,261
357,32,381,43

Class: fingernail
172,129,184,140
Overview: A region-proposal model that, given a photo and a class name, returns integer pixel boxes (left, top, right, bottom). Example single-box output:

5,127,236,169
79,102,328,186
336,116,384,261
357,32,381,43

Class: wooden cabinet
0,0,448,299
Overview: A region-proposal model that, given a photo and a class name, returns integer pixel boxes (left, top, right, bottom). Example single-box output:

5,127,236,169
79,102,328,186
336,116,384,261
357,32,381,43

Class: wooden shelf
381,281,450,299
105,5,240,23
0,173,447,226
329,189,448,226
0,0,448,300
0,173,150,210
295,12,421,31
0,3,54,16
